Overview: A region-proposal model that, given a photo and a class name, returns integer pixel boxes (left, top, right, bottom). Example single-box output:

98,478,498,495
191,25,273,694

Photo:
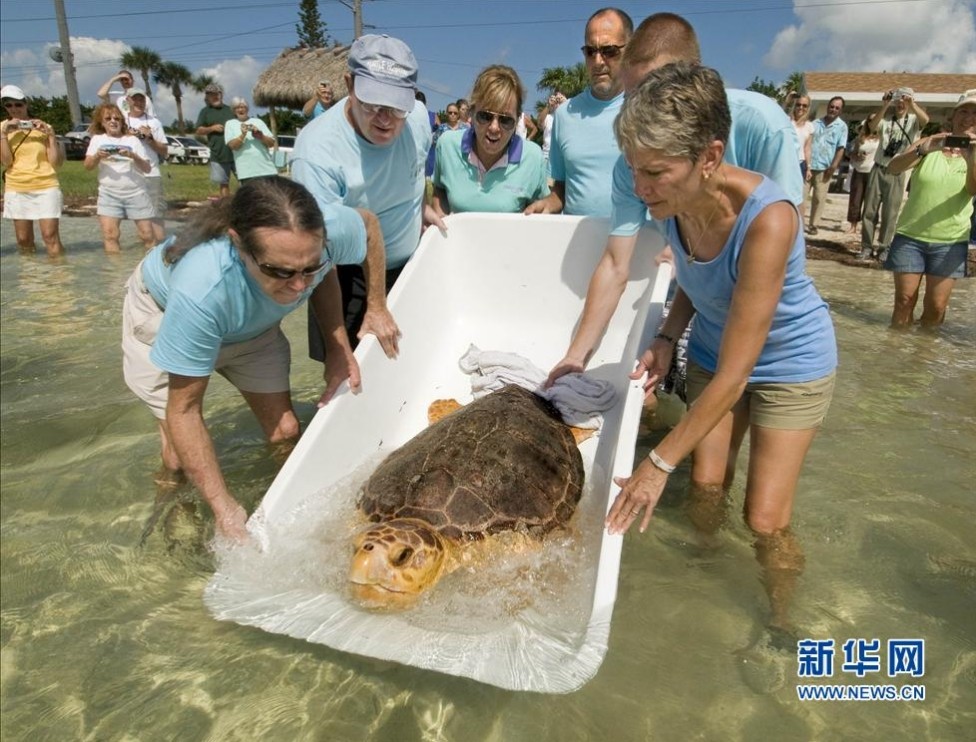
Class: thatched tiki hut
252,45,351,135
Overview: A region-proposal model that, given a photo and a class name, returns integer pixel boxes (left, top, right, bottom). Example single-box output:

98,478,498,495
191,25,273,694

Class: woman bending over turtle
122,176,364,540
552,63,837,636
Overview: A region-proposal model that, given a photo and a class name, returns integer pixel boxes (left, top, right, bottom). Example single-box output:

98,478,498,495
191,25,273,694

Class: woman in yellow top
0,84,65,256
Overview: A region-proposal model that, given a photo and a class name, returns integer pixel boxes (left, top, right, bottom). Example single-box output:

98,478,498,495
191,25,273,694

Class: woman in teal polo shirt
431,65,548,215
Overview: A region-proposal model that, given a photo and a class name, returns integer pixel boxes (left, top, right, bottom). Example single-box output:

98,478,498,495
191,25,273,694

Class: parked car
63,123,92,146
57,135,87,161
166,135,209,164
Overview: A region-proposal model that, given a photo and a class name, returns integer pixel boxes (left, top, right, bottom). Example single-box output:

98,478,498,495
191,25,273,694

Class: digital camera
17,121,34,130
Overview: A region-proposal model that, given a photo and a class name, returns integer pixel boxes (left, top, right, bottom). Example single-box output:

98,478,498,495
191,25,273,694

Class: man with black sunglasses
524,7,633,217
292,34,445,365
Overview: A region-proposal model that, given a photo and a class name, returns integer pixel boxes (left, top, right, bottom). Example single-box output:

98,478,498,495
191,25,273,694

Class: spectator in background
224,98,277,182
431,65,548,216
195,83,236,199
97,69,157,118
0,84,65,256
806,96,848,235
538,90,566,178
457,99,471,126
303,81,335,120
84,103,155,253
784,91,813,221
859,87,929,260
846,121,879,235
516,110,538,142
882,90,974,329
124,87,169,243
416,90,439,180
524,7,633,217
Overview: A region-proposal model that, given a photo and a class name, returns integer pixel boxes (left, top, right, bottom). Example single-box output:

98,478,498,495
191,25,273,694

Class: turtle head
348,518,449,610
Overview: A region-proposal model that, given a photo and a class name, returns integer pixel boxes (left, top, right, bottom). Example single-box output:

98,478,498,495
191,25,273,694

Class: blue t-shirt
142,232,365,377
667,177,836,383
610,89,804,237
809,117,849,171
549,88,624,217
290,98,432,270
432,128,548,213
224,118,277,180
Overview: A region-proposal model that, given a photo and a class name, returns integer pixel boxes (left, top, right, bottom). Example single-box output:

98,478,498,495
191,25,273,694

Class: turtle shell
358,385,584,540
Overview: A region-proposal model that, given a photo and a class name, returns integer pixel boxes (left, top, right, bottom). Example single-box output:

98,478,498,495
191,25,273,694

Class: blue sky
2,0,974,126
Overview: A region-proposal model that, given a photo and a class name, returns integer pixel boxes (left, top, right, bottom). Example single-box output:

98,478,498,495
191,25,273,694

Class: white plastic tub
205,213,671,692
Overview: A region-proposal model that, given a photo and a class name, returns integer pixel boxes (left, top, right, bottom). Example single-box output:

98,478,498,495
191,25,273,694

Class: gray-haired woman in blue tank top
607,63,837,639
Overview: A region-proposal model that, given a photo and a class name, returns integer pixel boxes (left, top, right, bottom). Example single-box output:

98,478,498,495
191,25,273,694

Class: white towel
458,345,616,430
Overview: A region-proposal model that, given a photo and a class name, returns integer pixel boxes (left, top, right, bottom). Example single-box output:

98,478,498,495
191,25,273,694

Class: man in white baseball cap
291,34,444,393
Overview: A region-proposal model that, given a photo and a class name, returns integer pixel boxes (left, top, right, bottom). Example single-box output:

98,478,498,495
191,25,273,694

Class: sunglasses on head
581,44,625,59
359,100,410,119
474,110,516,131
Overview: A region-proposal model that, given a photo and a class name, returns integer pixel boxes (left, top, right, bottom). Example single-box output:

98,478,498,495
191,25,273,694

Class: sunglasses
104,116,124,122
794,104,809,109
359,101,410,119
4,101,26,108
256,257,332,281
581,44,625,59
446,110,459,116
474,110,516,131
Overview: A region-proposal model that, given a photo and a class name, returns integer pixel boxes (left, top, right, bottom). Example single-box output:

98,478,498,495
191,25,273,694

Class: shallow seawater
1,222,974,741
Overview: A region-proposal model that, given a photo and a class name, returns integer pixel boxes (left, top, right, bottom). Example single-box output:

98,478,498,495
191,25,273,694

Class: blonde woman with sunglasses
431,65,548,216
121,176,366,541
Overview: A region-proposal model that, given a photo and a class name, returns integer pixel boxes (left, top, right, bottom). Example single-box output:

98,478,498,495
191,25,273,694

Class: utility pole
353,0,362,39
53,0,82,125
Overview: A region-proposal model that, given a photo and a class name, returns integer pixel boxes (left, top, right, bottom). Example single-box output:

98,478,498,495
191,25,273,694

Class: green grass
57,160,227,203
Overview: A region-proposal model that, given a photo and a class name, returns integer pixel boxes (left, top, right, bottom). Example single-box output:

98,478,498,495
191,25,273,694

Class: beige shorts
121,264,292,420
685,362,835,430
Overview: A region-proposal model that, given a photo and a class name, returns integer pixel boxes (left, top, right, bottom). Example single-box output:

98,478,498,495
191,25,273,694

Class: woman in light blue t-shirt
431,65,548,216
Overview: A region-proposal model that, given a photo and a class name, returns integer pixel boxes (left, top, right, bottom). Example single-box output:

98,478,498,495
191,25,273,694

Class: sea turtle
349,384,585,610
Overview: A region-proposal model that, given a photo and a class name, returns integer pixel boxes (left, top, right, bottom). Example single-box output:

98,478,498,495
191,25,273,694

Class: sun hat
953,89,976,110
348,34,417,112
893,86,914,99
126,87,147,98
204,83,223,94
1,84,27,101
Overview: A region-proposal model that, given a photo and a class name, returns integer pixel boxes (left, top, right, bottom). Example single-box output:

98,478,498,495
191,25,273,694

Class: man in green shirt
194,83,236,198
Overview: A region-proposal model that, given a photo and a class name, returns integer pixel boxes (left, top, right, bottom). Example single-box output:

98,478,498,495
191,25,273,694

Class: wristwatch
915,145,925,159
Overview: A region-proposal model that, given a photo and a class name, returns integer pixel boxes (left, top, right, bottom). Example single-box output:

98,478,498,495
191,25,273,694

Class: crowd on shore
2,10,974,640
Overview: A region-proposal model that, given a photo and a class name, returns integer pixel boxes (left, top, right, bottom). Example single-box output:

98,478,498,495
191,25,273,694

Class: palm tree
120,46,162,97
192,74,217,93
778,71,806,103
536,64,589,99
154,61,194,134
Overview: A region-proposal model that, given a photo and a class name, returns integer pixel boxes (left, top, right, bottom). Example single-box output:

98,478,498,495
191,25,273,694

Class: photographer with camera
224,98,278,183
1,84,64,256
124,88,168,243
859,86,929,260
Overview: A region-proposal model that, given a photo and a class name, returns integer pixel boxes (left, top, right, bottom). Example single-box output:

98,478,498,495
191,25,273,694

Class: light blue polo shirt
549,88,624,217
142,226,365,377
291,98,432,269
432,128,548,213
610,88,804,236
809,117,849,171
224,117,278,180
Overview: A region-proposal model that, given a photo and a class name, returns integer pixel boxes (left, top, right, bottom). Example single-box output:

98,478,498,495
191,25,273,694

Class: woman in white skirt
1,84,65,256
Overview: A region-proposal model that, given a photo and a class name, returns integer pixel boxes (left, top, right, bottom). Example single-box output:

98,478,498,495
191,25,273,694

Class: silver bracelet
647,448,676,473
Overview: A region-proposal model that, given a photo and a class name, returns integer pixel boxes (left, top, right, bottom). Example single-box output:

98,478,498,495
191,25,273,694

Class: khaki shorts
121,264,291,420
685,362,835,430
